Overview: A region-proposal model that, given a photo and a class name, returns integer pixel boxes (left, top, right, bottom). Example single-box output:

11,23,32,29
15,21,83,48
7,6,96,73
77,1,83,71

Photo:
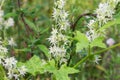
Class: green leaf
43,62,79,80
43,59,56,73
98,17,120,31
18,57,57,76
90,37,106,48
15,48,31,52
39,27,49,34
74,31,89,52
22,55,45,76
0,65,6,80
38,45,51,59
24,18,39,32
54,64,79,80
4,12,17,18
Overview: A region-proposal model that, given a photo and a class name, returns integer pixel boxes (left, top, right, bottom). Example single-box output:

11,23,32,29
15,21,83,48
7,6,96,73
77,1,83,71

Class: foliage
0,0,120,80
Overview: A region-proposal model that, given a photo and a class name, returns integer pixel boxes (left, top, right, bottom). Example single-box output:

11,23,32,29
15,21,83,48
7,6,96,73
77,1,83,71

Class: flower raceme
85,0,120,64
86,0,120,42
0,8,27,80
48,0,70,63
0,9,14,30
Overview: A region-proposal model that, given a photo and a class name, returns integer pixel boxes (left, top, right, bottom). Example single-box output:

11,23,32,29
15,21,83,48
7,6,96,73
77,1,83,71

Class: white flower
87,20,96,28
14,74,19,80
7,69,14,79
49,0,70,63
49,46,66,57
94,55,101,64
0,58,2,64
106,38,115,46
95,2,114,24
51,28,58,35
0,9,4,17
4,57,17,69
0,17,4,24
0,45,8,54
59,20,69,31
8,38,17,47
4,18,14,29
55,0,65,9
48,34,58,45
52,8,60,21
18,66,27,76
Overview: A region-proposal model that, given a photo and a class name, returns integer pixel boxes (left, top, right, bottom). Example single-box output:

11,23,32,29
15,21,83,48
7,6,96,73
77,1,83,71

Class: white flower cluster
95,2,114,24
0,9,14,29
86,0,120,42
0,43,27,80
8,37,17,47
86,0,119,64
0,8,27,80
48,0,70,63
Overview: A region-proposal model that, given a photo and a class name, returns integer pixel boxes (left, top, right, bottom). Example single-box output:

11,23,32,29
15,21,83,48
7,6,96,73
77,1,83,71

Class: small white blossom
55,0,65,9
49,46,66,57
87,20,96,28
7,69,14,79
94,55,101,64
48,34,58,45
14,74,19,80
95,2,114,24
3,57,17,69
0,45,8,54
18,66,27,76
4,17,14,29
51,28,58,35
8,37,17,47
0,9,4,17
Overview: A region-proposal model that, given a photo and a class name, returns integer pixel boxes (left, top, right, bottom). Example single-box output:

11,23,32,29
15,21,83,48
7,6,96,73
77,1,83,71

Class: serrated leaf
54,64,79,80
44,63,79,80
24,55,45,76
75,31,89,52
90,37,106,48
44,59,56,73
38,45,51,59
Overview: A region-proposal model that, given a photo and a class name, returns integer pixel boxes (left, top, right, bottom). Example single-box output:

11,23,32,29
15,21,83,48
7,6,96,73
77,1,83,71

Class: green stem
0,0,5,8
2,27,6,40
88,44,91,56
73,43,120,68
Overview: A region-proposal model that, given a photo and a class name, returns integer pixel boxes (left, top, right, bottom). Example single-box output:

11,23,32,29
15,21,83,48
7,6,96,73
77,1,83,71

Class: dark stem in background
71,13,96,31
67,13,96,66
17,0,33,35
